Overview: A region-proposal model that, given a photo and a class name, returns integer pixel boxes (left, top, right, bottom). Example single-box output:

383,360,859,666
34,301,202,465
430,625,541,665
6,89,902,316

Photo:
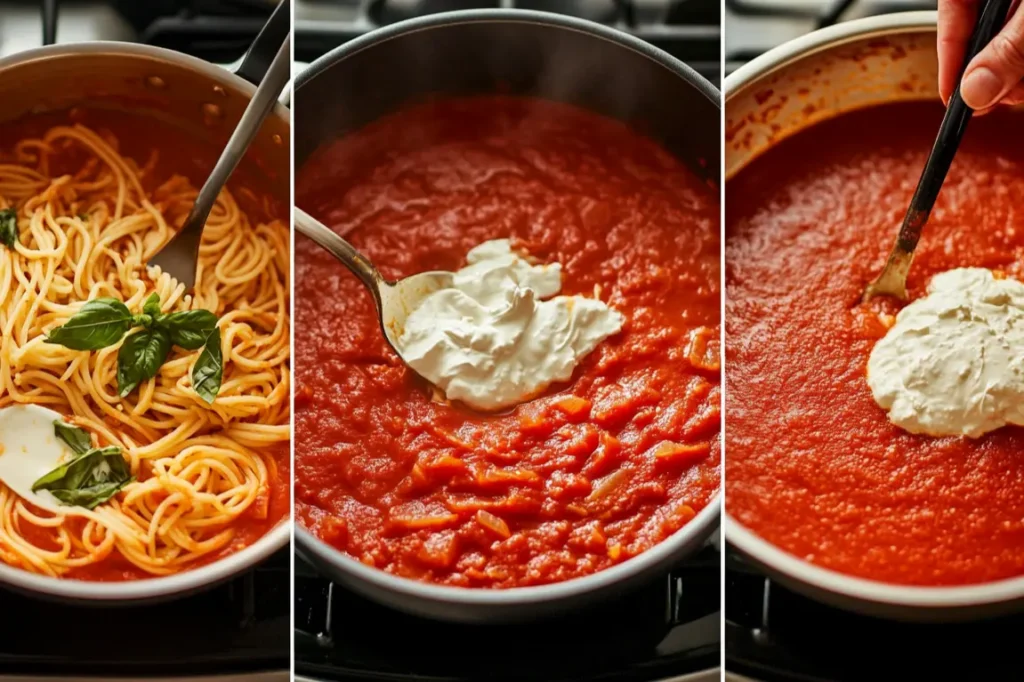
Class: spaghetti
0,123,290,579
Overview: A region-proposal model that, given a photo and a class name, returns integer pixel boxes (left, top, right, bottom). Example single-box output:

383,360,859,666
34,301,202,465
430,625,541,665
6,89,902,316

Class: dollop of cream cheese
867,267,1024,438
397,239,624,411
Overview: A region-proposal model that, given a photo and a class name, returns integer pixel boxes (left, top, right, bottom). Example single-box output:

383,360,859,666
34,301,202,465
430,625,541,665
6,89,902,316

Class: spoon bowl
293,207,454,376
378,271,455,351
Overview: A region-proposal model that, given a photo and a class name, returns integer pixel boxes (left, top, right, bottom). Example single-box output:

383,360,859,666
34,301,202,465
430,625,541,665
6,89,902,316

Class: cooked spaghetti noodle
0,123,289,579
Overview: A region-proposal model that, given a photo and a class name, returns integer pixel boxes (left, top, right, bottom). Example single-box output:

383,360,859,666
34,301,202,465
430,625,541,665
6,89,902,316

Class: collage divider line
288,0,297,675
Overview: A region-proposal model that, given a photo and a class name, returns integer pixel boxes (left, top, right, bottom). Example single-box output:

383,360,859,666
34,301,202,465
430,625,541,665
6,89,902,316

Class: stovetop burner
0,549,290,678
724,0,935,77
0,1,275,62
294,0,721,87
295,541,721,682
725,543,1024,681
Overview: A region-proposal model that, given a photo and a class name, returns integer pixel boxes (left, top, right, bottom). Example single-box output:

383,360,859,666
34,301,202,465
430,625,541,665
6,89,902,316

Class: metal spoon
147,33,291,289
863,0,1013,301
293,207,454,367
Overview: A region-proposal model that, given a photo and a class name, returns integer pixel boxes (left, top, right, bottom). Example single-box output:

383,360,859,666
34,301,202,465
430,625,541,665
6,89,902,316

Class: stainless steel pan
725,10,1024,622
294,8,722,624
0,4,291,605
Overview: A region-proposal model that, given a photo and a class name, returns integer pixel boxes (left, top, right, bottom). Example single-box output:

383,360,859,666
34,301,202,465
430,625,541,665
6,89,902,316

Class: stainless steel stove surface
724,0,936,76
725,544,1024,681
296,539,720,682
295,0,721,86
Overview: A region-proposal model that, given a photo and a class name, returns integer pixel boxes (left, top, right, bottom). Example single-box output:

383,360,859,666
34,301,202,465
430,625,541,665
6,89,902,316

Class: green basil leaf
117,327,172,397
32,446,133,510
142,293,162,319
0,208,17,248
53,420,92,455
50,479,134,510
161,309,218,350
192,328,223,404
32,446,122,491
45,298,132,351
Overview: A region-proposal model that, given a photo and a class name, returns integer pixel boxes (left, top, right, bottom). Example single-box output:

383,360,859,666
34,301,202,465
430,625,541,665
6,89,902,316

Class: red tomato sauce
726,102,1024,586
295,97,721,588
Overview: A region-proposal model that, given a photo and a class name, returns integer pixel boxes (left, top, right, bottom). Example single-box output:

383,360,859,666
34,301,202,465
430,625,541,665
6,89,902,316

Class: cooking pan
0,1,291,604
724,10,1024,622
294,9,722,623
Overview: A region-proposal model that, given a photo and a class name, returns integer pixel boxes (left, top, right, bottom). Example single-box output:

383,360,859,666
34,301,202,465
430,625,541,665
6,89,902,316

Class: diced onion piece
553,396,592,419
423,455,468,477
650,440,710,470
686,326,720,373
476,510,511,538
388,513,459,531
476,468,541,487
587,469,631,501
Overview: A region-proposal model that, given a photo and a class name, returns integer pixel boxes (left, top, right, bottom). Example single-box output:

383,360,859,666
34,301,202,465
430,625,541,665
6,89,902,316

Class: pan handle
235,0,291,86
41,0,58,46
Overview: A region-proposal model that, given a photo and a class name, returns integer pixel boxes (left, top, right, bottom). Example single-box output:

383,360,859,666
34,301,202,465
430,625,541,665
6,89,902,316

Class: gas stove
294,0,721,87
295,532,721,682
0,0,275,60
0,548,290,681
724,543,1024,681
724,0,936,76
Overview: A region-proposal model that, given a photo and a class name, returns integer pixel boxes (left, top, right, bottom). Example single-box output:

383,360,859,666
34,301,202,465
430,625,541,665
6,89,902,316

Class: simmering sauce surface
726,102,1024,586
295,97,720,588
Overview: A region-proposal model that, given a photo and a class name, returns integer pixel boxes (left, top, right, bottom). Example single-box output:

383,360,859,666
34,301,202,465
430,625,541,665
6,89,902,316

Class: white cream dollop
396,239,624,411
867,267,1024,438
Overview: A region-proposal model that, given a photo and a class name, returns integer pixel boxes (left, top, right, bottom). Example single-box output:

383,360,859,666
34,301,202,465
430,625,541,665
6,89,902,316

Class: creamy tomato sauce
726,102,1024,586
295,97,720,588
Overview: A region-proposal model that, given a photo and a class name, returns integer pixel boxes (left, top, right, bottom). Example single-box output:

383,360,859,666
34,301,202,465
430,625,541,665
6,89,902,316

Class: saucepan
724,10,1024,622
294,9,721,623
0,3,291,604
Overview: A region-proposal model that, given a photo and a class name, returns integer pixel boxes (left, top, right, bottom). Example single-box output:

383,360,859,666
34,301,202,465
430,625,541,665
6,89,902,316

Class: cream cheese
397,239,624,411
867,267,1024,438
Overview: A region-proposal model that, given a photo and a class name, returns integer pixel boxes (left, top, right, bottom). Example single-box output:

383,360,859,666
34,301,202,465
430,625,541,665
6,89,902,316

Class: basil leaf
50,480,134,510
142,293,162,319
161,309,218,350
117,327,172,397
0,208,17,248
46,298,132,351
32,446,133,510
192,328,223,404
32,446,121,490
53,420,92,455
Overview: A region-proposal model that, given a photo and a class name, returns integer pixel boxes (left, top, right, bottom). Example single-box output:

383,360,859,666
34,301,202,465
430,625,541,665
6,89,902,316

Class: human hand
938,0,1024,113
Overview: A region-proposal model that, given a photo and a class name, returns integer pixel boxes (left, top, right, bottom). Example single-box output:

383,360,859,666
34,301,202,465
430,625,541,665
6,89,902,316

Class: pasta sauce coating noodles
0,121,290,580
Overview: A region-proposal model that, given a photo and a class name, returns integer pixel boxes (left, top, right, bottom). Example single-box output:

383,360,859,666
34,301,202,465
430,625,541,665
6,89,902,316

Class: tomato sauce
295,97,720,588
726,102,1024,586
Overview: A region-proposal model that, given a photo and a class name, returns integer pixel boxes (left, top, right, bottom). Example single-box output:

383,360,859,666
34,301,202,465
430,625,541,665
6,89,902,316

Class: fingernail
961,67,1003,109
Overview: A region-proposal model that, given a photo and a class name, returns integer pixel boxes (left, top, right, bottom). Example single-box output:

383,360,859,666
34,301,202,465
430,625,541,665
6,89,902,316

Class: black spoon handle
895,0,1014,254
41,0,58,46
